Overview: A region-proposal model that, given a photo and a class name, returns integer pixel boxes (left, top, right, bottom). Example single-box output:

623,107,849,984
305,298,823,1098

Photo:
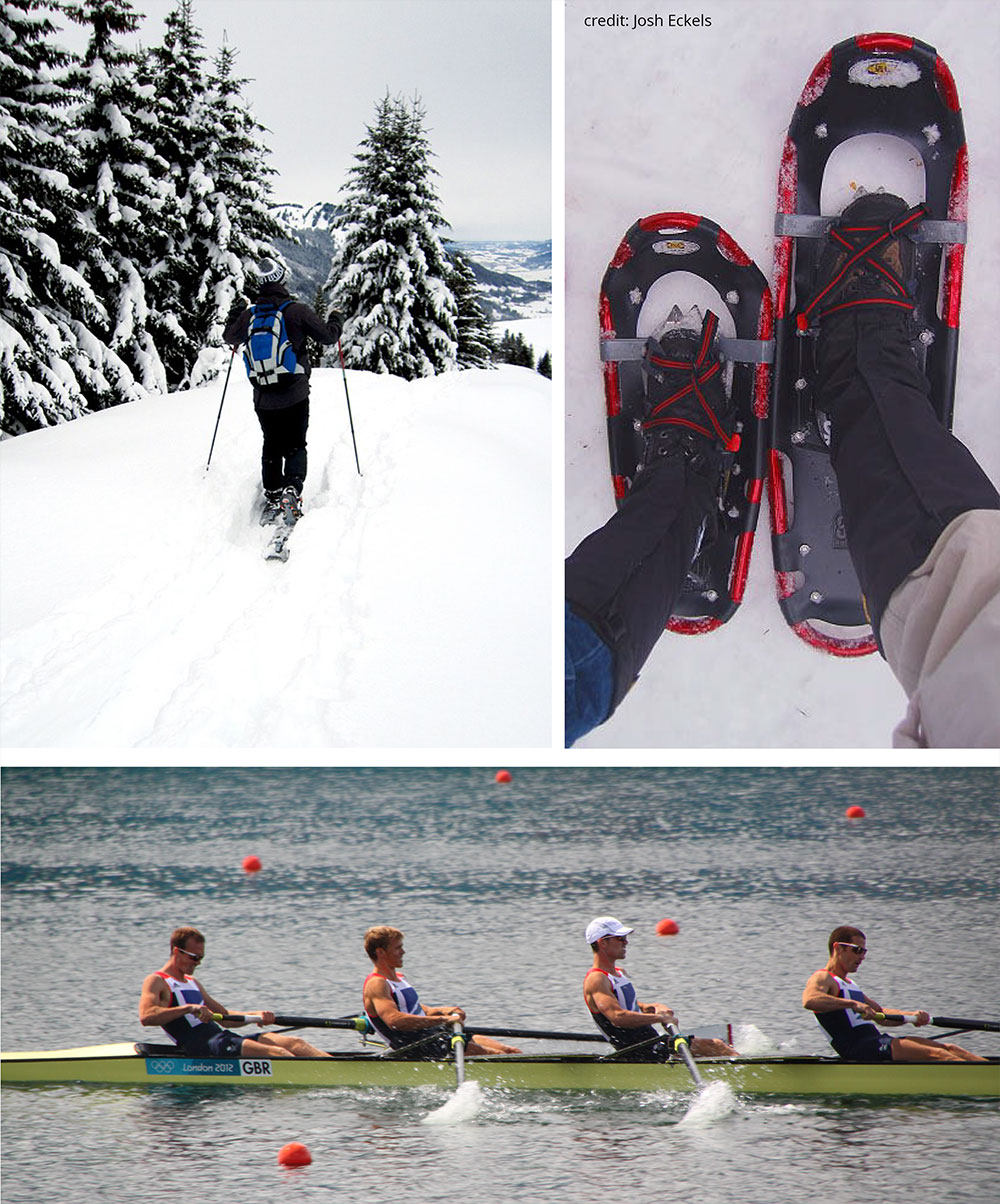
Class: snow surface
565,0,999,748
0,349,552,749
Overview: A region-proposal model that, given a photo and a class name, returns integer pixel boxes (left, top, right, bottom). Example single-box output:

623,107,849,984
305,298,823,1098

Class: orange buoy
845,806,866,819
495,770,512,783
242,854,263,873
656,918,679,936
277,1142,312,1167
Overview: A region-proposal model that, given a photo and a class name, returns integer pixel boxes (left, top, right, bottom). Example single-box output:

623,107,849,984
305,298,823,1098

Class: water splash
421,1080,484,1125
675,1080,739,1128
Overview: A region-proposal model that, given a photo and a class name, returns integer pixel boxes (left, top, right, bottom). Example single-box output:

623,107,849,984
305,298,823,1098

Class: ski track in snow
1,365,552,749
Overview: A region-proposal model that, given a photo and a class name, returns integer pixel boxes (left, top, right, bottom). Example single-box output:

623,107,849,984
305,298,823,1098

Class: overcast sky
55,0,552,241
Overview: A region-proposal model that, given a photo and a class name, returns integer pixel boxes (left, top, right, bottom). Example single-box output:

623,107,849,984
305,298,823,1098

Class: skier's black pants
565,451,716,717
256,399,309,494
819,312,1000,639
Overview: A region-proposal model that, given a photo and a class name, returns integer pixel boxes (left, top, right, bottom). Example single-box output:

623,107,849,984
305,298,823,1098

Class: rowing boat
3,1042,997,1097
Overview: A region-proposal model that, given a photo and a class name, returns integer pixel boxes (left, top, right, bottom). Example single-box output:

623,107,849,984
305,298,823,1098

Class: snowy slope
565,0,1000,748
0,363,552,749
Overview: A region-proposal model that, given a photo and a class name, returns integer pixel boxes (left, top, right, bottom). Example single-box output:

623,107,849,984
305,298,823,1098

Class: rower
361,926,520,1056
583,916,737,1059
139,926,330,1059
802,926,987,1063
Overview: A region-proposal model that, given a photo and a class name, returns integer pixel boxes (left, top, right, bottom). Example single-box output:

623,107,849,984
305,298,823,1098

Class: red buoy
277,1142,312,1167
495,770,512,783
656,918,679,936
242,854,263,873
845,806,866,819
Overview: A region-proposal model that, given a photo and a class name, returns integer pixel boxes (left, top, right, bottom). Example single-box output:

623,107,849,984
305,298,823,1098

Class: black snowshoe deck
600,212,773,634
768,32,968,655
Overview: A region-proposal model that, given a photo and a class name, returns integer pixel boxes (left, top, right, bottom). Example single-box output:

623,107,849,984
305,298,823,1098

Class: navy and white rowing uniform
363,971,451,1054
584,967,660,1050
155,971,250,1058
815,971,894,1062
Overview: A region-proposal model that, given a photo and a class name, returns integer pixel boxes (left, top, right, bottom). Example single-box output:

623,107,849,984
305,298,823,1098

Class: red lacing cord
795,204,926,332
642,314,740,452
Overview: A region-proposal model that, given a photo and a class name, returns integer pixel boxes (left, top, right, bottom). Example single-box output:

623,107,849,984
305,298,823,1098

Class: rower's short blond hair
364,926,402,962
170,926,205,951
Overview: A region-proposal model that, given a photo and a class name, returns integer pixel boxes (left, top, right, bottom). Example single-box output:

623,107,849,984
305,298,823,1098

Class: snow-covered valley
1,355,552,749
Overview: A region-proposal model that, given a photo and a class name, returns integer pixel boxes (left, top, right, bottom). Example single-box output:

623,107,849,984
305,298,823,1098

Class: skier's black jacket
224,283,343,411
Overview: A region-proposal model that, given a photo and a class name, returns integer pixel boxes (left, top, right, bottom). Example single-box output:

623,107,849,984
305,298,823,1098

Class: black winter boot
566,311,736,711
812,196,1000,636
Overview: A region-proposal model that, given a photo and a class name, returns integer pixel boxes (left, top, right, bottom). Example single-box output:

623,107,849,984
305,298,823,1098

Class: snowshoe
264,488,302,562
259,490,283,526
768,32,968,655
600,212,772,633
279,486,303,523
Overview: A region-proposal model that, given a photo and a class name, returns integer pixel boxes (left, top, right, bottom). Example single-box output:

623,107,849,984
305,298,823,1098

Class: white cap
585,916,634,944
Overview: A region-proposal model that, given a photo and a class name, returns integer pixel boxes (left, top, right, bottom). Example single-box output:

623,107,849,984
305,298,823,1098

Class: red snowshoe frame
769,32,968,656
600,213,772,634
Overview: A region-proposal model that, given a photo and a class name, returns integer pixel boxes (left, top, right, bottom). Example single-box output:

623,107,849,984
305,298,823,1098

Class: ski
768,32,968,655
599,212,772,633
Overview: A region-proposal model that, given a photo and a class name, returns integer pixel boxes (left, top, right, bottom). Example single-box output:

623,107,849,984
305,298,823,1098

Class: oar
874,1013,999,1033
460,1025,607,1043
212,1013,371,1032
451,1022,466,1087
665,1024,704,1089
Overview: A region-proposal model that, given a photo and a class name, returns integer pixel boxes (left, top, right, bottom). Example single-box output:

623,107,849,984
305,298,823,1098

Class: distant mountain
272,203,550,320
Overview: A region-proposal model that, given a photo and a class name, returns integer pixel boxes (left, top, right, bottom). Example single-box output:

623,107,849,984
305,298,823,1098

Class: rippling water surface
2,767,998,1203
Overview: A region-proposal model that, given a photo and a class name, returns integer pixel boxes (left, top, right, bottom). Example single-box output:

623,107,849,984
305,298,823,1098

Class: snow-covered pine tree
329,93,459,380
0,0,140,435
447,247,496,369
143,0,218,388
64,0,170,395
189,40,287,386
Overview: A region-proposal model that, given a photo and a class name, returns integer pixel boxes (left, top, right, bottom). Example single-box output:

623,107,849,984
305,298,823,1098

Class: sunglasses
175,947,204,964
836,943,867,955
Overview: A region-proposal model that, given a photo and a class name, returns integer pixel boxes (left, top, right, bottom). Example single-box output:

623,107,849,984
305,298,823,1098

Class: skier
224,258,343,524
565,193,1000,748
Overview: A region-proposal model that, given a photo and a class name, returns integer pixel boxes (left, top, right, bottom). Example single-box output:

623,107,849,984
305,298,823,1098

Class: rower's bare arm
426,1005,466,1024
138,974,211,1026
364,978,443,1031
585,974,674,1028
802,971,875,1018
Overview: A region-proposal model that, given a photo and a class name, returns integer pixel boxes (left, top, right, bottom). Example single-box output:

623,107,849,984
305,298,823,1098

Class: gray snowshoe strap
774,213,966,244
601,336,773,365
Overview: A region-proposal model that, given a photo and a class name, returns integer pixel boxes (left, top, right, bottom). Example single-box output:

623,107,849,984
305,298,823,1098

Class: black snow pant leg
565,452,716,714
256,399,310,493
818,313,1000,638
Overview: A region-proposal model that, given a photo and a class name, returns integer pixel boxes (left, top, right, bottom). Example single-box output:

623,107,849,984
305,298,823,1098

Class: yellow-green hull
2,1044,998,1097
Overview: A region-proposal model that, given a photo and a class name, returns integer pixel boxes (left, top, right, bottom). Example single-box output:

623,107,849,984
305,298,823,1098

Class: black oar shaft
930,1016,1000,1033
467,1025,607,1043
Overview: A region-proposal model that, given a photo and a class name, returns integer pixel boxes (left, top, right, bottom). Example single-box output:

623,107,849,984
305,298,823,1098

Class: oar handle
872,1012,1000,1033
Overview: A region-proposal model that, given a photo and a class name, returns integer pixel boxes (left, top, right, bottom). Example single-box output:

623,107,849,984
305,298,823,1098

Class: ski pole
338,340,362,476
205,347,237,472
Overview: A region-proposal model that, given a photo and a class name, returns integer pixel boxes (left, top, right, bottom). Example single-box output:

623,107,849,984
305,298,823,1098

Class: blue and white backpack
242,300,305,386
